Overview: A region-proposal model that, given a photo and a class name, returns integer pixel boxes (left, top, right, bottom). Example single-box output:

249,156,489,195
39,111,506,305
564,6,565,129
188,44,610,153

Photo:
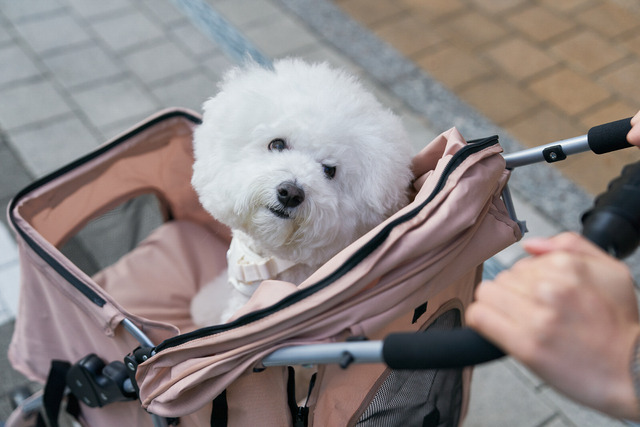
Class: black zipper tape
8,110,202,308
155,135,500,352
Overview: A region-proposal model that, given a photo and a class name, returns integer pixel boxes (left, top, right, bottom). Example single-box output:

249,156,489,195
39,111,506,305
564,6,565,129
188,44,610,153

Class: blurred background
1,0,639,425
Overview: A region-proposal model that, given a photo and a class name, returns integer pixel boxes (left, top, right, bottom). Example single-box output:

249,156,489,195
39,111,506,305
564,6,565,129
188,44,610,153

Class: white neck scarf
226,237,297,296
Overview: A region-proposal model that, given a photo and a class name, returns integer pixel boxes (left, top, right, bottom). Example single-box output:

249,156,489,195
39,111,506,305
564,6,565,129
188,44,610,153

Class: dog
190,58,414,327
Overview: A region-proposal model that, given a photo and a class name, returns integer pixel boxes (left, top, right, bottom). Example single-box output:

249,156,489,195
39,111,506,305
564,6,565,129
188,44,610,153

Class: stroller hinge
123,346,155,398
66,354,137,408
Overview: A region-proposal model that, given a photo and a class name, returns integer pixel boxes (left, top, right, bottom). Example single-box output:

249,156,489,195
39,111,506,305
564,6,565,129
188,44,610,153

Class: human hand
628,110,640,146
467,232,640,420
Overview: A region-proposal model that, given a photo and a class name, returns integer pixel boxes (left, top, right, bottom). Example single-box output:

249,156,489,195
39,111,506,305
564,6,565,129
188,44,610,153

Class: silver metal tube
121,318,155,349
120,319,166,427
152,414,170,427
501,184,527,235
20,390,44,414
503,135,588,168
262,341,383,367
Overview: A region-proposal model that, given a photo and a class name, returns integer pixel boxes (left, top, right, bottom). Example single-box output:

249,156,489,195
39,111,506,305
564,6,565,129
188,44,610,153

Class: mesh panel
59,194,165,276
357,309,463,427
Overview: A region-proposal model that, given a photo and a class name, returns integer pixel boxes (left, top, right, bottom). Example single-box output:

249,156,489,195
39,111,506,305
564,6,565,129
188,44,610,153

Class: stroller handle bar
382,160,640,370
263,117,640,371
503,117,632,168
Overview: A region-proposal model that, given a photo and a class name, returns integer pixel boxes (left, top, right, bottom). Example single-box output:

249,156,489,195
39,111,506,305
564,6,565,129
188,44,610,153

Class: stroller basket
7,108,521,426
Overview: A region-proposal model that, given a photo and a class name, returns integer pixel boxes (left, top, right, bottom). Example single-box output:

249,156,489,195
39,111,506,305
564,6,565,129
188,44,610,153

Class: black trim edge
155,135,500,352
7,109,203,308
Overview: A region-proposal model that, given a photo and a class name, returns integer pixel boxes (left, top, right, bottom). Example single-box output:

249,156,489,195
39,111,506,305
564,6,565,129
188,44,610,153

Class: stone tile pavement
0,0,639,426
334,0,640,196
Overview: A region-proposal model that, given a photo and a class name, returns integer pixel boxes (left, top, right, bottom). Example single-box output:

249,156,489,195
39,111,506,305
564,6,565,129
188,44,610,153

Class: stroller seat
93,220,226,336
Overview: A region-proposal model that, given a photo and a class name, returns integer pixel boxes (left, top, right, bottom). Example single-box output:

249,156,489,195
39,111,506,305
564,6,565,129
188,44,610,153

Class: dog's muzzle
270,181,305,218
277,181,305,208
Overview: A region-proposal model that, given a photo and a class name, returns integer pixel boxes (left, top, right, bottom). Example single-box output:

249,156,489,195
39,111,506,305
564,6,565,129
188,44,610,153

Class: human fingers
522,241,638,321
629,110,640,146
466,280,538,354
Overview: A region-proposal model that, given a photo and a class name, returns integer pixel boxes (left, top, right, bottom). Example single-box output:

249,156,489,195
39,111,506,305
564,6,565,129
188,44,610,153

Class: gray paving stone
211,0,283,27
170,21,223,58
201,52,236,78
295,42,362,73
465,358,557,427
0,141,32,202
12,12,91,55
0,44,42,87
0,80,73,131
539,387,626,427
0,320,41,423
90,9,165,53
63,0,133,20
243,14,317,58
400,112,438,154
70,78,159,132
139,0,188,27
9,115,100,177
273,0,416,85
541,415,577,427
41,44,123,90
0,17,13,45
122,40,198,84
150,71,216,112
0,0,65,22
99,111,169,142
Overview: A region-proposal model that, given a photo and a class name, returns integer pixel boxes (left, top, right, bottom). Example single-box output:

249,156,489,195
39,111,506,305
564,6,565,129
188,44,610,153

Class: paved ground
335,0,640,197
0,0,639,426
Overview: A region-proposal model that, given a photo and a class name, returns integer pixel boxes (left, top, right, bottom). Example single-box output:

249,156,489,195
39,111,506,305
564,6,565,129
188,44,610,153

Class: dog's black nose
277,182,305,208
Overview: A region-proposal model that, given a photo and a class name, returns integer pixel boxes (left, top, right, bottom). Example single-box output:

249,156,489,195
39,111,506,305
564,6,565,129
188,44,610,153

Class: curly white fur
190,58,414,326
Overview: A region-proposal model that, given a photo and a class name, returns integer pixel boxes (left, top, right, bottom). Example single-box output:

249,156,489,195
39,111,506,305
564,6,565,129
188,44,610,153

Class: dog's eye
323,164,336,179
268,138,288,151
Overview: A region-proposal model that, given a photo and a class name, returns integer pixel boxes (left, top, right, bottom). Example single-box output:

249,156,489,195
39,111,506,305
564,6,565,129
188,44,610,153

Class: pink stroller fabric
7,109,521,426
134,127,521,423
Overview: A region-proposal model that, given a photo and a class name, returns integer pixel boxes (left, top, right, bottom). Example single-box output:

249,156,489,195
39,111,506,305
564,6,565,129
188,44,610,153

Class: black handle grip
382,160,640,370
581,161,640,258
587,117,633,154
383,328,504,369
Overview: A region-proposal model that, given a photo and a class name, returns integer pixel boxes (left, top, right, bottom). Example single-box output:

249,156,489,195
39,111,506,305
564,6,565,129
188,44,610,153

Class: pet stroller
4,108,632,427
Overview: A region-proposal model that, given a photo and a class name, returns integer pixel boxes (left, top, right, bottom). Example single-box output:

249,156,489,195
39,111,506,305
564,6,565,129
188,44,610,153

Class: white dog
190,58,414,326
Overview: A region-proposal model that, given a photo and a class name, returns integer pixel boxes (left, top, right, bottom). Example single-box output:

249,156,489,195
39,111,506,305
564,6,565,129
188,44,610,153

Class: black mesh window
59,193,165,276
357,309,463,427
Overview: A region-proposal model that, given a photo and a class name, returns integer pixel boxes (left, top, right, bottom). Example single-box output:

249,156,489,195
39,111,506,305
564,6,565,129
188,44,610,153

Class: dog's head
192,59,414,265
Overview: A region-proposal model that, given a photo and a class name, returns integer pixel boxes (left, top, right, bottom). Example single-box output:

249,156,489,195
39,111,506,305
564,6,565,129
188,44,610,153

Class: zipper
155,135,500,352
8,110,202,308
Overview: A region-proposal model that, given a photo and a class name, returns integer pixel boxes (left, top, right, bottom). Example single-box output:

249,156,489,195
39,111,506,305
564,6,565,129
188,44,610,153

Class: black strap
286,366,298,421
36,360,73,427
210,390,228,427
